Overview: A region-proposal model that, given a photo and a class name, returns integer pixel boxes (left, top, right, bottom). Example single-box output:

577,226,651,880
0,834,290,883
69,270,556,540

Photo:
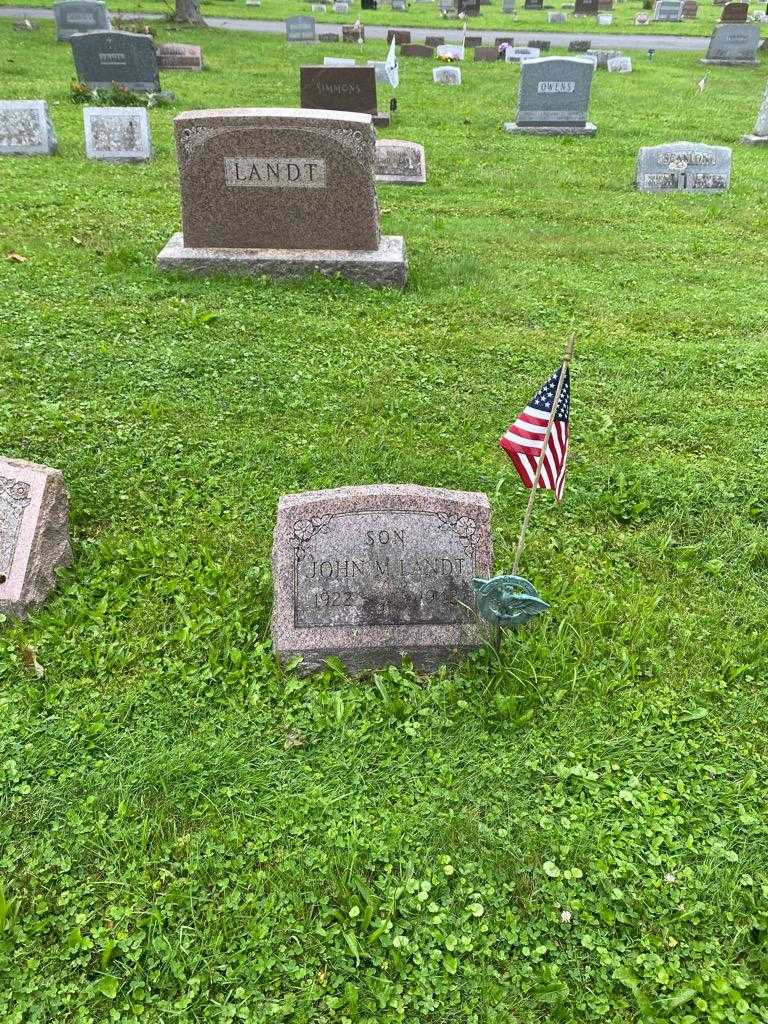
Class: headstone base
372,113,391,127
279,643,484,676
504,121,597,136
699,57,758,65
741,133,768,145
156,232,407,289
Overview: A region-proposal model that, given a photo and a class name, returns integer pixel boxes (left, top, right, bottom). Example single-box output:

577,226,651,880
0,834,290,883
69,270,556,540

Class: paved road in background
0,5,711,50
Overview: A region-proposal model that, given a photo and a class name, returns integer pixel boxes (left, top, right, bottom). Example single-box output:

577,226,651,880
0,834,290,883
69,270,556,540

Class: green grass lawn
0,0,747,38
3,19,768,1024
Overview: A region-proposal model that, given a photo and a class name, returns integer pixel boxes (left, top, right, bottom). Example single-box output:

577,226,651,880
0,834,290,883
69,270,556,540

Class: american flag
499,367,571,502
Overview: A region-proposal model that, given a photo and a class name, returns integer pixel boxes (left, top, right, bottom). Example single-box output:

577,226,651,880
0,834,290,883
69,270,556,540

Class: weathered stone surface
568,38,592,50
607,54,632,71
586,47,623,67
0,458,72,620
513,56,595,130
720,1,748,20
0,100,57,156
386,28,411,44
70,29,160,91
548,10,567,20
271,484,493,674
654,0,683,20
300,66,389,127
433,65,462,84
681,0,698,16
464,34,483,46
400,43,435,57
425,35,446,46
574,0,597,13
286,15,316,41
156,42,203,70
158,108,407,287
53,0,110,42
83,105,152,161
702,23,760,63
636,141,732,192
318,31,341,41
504,46,541,62
474,45,499,60
157,232,407,287
375,139,426,183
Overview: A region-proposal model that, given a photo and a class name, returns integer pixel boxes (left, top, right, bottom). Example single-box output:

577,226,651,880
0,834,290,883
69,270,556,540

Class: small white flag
697,75,708,93
385,35,399,88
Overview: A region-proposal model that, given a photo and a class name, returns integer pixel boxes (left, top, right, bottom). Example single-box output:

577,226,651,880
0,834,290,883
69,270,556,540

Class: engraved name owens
99,52,127,64
537,80,576,93
224,157,327,188
315,82,363,95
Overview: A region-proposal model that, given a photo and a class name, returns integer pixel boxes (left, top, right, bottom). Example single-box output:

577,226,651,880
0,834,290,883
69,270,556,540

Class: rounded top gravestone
271,484,493,675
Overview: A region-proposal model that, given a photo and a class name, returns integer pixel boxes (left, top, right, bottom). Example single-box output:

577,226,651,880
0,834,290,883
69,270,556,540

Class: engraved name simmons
224,157,327,188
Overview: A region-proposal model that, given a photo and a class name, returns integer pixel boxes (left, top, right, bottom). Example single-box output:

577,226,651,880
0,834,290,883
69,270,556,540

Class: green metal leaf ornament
472,575,550,630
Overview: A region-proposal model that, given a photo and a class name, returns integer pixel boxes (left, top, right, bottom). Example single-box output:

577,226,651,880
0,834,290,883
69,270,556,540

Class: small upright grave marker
53,0,110,42
574,0,598,13
375,139,426,183
156,42,203,70
607,54,632,71
271,485,493,675
0,100,57,156
473,45,499,60
654,0,683,19
400,43,435,57
505,46,541,62
433,65,462,83
0,459,72,619
681,0,698,16
286,15,316,41
742,82,768,144
83,105,152,161
720,1,749,20
636,141,732,192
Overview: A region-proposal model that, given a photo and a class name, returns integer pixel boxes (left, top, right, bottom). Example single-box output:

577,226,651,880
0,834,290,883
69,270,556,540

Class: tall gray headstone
636,141,732,192
702,23,760,64
271,484,493,675
70,30,161,91
53,0,110,42
0,100,57,156
505,56,596,135
83,105,152,161
0,459,72,620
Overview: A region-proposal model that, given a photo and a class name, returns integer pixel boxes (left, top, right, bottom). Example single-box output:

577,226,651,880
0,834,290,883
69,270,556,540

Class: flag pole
511,335,575,577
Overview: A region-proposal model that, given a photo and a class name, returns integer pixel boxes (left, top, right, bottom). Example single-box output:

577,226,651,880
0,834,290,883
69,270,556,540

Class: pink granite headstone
0,459,72,619
271,484,493,675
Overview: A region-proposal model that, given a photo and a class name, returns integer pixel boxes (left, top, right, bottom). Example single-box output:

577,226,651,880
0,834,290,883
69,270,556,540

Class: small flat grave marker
568,38,592,50
505,45,541,62
433,65,462,83
474,45,499,59
401,43,435,56
0,458,72,619
425,34,446,45
324,56,358,65
375,139,426,182
84,105,152,161
636,141,732,192
607,54,632,71
0,100,57,156
271,484,492,675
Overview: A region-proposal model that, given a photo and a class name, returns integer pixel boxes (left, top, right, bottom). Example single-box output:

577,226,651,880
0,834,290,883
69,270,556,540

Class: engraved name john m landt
292,509,480,628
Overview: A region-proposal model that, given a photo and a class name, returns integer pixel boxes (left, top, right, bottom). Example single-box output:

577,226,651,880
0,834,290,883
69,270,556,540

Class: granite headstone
0,459,72,619
654,0,683,18
156,108,407,287
300,65,389,127
70,29,161,91
286,15,316,41
156,42,203,70
401,43,435,56
474,45,499,59
506,55,596,134
0,100,58,156
636,141,732,192
53,0,110,42
271,485,493,674
83,105,152,161
375,139,426,182
702,22,760,62
433,65,462,83
720,1,749,20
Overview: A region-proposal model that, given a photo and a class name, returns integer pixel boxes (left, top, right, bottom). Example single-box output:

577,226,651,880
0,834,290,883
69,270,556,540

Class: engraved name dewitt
537,81,576,93
224,156,327,188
